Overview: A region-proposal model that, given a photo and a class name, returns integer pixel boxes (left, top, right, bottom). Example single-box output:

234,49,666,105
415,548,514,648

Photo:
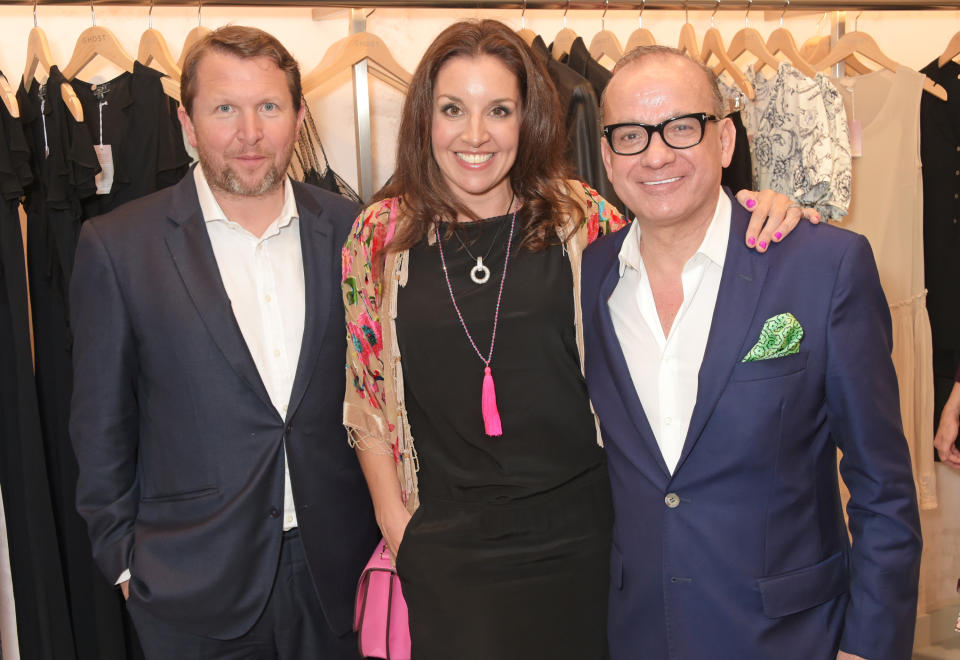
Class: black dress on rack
71,62,190,218
396,215,613,660
17,61,188,660
0,71,76,660
920,59,960,435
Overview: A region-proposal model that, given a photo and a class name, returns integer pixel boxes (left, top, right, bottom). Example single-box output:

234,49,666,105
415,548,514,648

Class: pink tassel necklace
435,199,517,437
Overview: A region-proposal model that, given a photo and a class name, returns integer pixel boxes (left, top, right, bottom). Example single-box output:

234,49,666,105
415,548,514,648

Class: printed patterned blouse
721,63,852,222
341,181,628,512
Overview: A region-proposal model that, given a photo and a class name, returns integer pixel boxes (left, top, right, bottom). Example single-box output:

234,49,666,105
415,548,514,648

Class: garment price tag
848,119,863,158
94,144,115,195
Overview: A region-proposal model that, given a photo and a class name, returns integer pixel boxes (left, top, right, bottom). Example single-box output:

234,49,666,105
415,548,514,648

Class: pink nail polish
759,241,768,250
747,237,756,246
746,199,756,209
774,232,783,240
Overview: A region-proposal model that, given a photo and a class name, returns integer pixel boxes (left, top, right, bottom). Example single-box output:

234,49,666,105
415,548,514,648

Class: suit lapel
673,199,768,474
593,232,672,485
164,172,275,413
285,187,335,422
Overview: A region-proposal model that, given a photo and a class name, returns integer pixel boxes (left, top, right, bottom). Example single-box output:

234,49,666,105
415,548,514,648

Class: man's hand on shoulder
838,652,868,660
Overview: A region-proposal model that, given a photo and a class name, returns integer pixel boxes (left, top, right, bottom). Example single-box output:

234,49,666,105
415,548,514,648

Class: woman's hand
934,382,960,470
735,189,822,252
381,506,413,559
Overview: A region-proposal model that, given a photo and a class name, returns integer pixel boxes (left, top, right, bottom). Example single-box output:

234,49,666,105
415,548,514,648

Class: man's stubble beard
198,139,296,198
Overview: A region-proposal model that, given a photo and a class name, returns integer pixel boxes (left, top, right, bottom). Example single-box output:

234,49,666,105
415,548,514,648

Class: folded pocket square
742,313,804,362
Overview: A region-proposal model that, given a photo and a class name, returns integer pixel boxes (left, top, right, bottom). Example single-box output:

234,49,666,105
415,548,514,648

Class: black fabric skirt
396,466,613,660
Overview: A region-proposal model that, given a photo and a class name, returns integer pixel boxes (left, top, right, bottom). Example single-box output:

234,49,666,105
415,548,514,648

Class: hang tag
93,144,115,195
848,119,863,158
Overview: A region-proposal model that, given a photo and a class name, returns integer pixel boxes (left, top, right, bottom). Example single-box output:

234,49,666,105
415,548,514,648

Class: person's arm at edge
934,364,960,469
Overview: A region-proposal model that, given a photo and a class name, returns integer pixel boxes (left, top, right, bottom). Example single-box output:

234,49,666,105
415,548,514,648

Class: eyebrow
436,94,517,105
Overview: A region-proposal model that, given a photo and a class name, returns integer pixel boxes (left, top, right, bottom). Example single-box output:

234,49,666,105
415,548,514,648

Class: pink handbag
354,538,411,660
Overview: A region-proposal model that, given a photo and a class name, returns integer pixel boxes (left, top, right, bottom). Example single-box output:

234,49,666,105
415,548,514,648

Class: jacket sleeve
342,199,395,455
69,221,140,583
827,234,922,660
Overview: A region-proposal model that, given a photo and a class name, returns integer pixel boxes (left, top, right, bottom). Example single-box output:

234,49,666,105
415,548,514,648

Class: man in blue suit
582,46,921,660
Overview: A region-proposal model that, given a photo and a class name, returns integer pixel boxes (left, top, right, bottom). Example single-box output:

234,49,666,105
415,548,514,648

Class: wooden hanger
625,2,656,51
762,28,816,78
178,26,211,69
23,18,84,122
0,74,19,119
552,1,577,60
801,34,871,76
728,31,779,74
588,1,624,64
724,1,778,72
677,9,700,62
62,5,137,82
516,1,536,46
938,30,960,68
756,2,815,77
302,31,411,95
702,27,754,99
178,0,210,69
137,5,182,101
139,32,180,81
814,31,947,100
138,30,182,101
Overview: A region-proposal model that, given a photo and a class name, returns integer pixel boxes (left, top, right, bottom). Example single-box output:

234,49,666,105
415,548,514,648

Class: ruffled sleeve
342,197,397,455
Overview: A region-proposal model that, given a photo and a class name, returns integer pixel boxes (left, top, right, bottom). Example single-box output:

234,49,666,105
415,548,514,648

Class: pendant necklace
435,195,517,436
452,193,515,285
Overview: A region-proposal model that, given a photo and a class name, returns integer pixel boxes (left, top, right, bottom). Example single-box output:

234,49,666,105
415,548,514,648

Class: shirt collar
193,164,298,231
618,188,731,277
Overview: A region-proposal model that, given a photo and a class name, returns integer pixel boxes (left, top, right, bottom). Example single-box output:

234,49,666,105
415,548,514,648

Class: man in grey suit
69,26,378,658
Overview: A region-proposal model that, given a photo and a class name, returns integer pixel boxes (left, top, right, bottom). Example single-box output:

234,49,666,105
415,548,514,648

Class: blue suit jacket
69,170,379,639
582,190,922,660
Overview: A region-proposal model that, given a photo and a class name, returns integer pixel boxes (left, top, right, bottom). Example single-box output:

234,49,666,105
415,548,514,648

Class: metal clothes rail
1,1,959,11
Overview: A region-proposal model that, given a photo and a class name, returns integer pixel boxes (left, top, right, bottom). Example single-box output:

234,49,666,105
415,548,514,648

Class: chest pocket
731,351,808,382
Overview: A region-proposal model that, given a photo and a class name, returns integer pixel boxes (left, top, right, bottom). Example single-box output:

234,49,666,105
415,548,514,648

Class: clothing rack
2,0,959,9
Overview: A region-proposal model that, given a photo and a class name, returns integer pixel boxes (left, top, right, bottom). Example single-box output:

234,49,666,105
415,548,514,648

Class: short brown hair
180,25,302,116
379,19,582,253
601,45,724,121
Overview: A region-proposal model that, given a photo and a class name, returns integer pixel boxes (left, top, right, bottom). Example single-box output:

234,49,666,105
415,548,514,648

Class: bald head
601,46,724,124
598,46,736,233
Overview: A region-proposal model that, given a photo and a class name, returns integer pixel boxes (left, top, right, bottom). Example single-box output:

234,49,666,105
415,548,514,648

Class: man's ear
295,102,306,140
718,116,736,169
179,105,198,149
601,139,615,182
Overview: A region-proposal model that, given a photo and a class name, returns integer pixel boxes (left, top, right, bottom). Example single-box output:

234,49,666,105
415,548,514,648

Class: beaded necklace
434,202,518,436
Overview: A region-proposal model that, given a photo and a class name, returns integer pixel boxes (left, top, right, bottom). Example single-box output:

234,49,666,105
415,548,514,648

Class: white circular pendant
470,257,491,284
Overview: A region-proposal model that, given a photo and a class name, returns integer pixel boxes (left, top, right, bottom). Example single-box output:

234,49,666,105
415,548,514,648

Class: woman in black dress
342,20,803,660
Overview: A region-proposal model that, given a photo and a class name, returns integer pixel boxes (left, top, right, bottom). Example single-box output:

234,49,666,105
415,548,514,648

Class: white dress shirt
608,190,730,474
196,165,304,530
118,168,304,585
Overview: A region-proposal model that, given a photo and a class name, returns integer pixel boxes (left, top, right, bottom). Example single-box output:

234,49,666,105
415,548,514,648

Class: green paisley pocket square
742,313,804,362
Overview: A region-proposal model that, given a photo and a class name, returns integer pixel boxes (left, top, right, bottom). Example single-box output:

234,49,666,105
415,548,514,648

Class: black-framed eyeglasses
602,112,720,156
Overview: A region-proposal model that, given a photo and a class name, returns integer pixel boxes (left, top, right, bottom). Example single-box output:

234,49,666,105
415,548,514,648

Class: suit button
664,493,680,508
269,507,280,518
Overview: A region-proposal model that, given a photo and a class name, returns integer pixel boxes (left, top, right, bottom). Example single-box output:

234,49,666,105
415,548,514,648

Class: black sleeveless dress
396,214,612,660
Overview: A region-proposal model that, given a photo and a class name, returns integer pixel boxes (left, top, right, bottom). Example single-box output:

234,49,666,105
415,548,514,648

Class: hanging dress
832,67,936,511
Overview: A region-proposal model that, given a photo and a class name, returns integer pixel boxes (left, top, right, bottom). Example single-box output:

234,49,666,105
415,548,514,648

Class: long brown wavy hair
377,19,583,253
